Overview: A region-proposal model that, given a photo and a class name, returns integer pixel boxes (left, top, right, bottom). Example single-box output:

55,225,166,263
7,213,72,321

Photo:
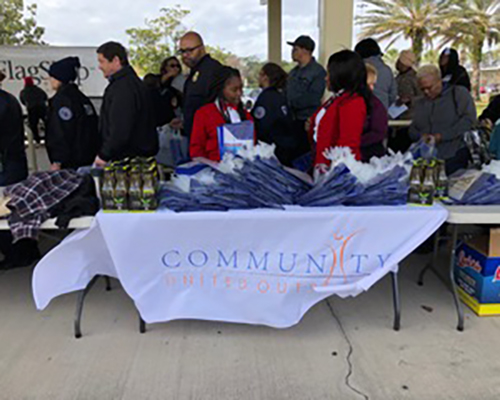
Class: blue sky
34,0,326,60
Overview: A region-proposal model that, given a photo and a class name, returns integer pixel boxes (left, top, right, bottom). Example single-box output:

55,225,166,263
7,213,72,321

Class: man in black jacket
94,42,158,167
46,56,101,170
0,86,37,270
179,32,223,138
0,88,28,186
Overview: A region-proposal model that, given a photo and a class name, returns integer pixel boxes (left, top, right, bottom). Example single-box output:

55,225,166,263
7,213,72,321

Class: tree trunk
472,40,483,101
412,31,424,66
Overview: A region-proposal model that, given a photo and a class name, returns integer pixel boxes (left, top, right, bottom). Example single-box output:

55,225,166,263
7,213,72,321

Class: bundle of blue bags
448,161,500,205
158,144,413,212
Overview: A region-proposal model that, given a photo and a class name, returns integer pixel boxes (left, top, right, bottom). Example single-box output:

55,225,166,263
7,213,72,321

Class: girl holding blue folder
190,67,253,162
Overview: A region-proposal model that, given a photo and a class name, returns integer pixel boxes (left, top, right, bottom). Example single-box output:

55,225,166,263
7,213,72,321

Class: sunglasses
168,63,181,69
177,45,202,55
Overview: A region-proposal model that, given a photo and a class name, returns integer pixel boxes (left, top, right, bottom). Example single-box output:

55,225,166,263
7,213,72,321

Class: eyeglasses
177,45,202,55
168,63,181,69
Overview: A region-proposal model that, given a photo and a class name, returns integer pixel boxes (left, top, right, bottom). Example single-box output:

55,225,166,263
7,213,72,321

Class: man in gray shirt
410,65,477,174
286,36,327,122
355,38,397,110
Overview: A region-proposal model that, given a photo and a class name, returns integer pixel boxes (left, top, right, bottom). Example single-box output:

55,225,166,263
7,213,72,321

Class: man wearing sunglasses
178,31,223,138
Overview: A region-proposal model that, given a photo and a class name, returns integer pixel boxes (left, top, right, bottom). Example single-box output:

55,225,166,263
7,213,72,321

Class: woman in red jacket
190,67,252,162
309,50,371,174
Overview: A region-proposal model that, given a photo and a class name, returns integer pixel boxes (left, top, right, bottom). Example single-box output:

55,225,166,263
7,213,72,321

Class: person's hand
170,118,183,130
314,163,329,181
161,70,177,83
94,156,107,168
422,134,440,144
399,95,411,105
50,163,61,171
480,118,493,130
305,118,312,133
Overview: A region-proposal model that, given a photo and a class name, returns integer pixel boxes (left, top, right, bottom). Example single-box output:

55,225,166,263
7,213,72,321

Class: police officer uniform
46,57,101,169
252,87,302,166
183,54,223,137
0,89,28,185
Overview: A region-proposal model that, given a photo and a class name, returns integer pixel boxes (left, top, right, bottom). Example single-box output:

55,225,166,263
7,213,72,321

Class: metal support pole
449,225,465,332
74,276,100,339
418,230,441,286
391,272,401,331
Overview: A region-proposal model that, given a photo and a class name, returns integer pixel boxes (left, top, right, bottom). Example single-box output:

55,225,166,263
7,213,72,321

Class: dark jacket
183,55,223,137
287,58,327,121
99,65,159,161
20,85,48,110
155,79,183,127
46,83,101,169
252,87,302,166
0,89,28,185
441,49,471,92
480,95,500,125
361,96,388,162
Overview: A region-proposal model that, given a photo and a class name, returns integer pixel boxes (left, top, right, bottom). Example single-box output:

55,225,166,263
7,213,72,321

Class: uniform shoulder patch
254,106,266,120
58,107,73,121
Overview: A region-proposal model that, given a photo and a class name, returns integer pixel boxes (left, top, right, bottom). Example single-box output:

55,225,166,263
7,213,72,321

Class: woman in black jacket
252,63,303,166
439,48,471,92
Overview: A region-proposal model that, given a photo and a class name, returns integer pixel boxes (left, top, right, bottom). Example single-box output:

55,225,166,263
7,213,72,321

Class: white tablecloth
33,205,448,328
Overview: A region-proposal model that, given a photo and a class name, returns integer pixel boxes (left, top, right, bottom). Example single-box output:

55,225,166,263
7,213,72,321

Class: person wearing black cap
46,57,101,170
286,36,327,122
355,38,397,110
94,42,158,166
286,35,327,160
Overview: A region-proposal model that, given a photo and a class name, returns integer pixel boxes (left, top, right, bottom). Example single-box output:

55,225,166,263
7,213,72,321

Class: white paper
388,103,409,120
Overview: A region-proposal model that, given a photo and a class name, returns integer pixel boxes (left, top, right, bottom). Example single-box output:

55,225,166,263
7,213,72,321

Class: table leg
105,276,112,292
418,230,441,286
449,225,465,332
139,314,147,334
391,272,401,332
74,276,100,339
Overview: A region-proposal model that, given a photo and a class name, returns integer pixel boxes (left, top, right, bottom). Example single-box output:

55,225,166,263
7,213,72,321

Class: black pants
27,105,47,143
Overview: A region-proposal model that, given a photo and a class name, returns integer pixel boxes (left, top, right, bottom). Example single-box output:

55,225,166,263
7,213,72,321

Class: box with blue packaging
455,232,500,315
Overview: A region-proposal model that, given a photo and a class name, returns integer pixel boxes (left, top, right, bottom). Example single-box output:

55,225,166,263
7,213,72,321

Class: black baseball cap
287,36,315,52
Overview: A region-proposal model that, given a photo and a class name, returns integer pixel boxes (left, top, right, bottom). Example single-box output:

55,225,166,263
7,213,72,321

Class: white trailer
0,45,107,100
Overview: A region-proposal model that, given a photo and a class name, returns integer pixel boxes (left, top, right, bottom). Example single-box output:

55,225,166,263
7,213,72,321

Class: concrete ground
1,247,500,400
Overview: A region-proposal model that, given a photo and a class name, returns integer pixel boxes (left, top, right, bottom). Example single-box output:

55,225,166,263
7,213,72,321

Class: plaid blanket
5,171,82,242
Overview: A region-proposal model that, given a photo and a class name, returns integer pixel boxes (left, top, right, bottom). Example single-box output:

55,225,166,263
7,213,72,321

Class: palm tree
383,48,400,67
357,0,455,64
438,0,500,99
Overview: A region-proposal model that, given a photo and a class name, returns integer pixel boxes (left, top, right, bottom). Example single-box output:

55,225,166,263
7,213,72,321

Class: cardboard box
455,231,500,316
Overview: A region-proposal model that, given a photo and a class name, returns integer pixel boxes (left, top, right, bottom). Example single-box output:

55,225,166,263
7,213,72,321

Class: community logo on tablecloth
160,228,390,295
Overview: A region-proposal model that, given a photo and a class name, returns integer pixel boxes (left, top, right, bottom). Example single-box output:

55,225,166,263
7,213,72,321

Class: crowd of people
0,30,499,268
2,32,497,186
1,33,500,213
